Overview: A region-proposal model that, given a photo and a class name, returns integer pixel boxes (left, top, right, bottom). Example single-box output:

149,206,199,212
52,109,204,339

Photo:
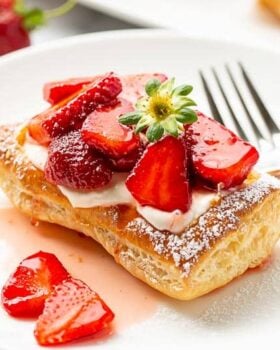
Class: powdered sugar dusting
126,174,280,277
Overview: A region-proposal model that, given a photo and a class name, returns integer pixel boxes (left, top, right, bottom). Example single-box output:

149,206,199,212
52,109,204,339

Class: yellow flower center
148,95,173,121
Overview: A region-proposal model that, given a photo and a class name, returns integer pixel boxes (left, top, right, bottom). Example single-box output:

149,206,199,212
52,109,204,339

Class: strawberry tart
0,72,279,306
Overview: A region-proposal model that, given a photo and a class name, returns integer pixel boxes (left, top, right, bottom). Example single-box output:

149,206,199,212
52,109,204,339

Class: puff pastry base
0,125,280,300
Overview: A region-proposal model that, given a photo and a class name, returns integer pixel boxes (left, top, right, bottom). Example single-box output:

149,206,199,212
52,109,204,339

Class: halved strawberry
185,112,259,189
34,277,114,346
126,136,191,212
45,131,112,191
28,74,122,145
43,73,167,106
43,76,99,105
81,98,140,159
1,251,69,317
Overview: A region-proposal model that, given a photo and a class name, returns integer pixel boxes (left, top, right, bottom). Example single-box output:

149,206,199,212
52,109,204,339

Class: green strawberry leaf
145,79,161,97
119,112,142,125
22,9,45,31
146,123,164,142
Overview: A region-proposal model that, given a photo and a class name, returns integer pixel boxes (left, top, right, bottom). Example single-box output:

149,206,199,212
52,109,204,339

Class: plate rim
1,28,280,68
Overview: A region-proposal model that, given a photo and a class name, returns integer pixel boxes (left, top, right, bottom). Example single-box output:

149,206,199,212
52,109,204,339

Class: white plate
0,29,280,350
78,0,280,50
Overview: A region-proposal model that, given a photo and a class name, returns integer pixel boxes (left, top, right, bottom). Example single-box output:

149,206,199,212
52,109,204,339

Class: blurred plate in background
78,0,280,50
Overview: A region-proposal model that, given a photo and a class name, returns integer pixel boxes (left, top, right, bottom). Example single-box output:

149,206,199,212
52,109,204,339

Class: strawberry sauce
0,207,160,331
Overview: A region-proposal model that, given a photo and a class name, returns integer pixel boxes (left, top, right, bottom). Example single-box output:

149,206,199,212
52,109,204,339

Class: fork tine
225,63,273,144
211,68,250,142
199,70,243,135
238,62,280,133
224,64,265,142
199,70,225,126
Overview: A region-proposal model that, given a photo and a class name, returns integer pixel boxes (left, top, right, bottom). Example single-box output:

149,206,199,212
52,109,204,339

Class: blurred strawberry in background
0,0,31,55
0,0,13,8
0,0,76,56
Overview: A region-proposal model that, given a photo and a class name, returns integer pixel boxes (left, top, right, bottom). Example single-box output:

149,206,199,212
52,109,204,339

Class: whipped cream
58,173,133,208
137,191,218,233
23,136,217,233
23,141,48,171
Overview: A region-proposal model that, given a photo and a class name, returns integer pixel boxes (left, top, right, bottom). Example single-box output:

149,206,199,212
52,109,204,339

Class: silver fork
199,62,280,169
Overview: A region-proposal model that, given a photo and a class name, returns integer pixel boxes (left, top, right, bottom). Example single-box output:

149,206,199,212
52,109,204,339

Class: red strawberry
185,112,259,189
45,131,112,191
34,277,114,346
82,98,140,159
0,0,13,9
0,8,30,55
28,74,122,145
126,136,191,212
108,145,144,172
0,1,77,56
121,73,167,104
1,251,68,317
43,76,98,105
43,73,167,105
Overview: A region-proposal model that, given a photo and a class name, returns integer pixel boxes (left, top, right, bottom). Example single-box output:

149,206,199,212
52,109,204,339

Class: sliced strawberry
121,73,167,104
82,98,140,159
43,73,167,106
43,76,99,105
1,251,68,317
34,277,114,345
28,74,122,145
108,145,144,172
126,136,191,212
185,112,259,189
45,131,112,191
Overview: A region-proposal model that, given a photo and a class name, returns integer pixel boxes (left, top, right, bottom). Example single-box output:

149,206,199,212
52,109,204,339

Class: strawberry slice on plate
82,98,140,159
185,112,259,189
34,277,114,346
43,73,167,106
1,251,69,317
28,74,122,145
126,136,191,212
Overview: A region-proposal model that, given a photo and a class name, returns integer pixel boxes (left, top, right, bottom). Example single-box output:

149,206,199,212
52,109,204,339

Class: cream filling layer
136,191,218,233
23,138,217,233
